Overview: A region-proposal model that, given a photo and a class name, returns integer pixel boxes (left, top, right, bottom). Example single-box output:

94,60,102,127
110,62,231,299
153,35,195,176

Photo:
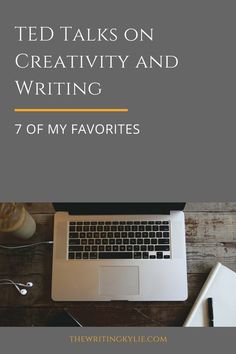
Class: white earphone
0,279,33,295
0,240,52,296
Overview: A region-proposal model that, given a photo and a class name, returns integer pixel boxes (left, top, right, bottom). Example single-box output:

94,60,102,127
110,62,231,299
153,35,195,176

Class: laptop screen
53,203,185,215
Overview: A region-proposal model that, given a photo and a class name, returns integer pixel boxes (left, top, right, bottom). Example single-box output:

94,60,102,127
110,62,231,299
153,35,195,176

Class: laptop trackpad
99,266,139,296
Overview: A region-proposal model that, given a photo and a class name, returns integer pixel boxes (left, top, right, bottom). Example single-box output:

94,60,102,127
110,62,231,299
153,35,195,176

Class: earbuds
0,241,52,296
16,282,33,288
27,282,33,287
0,279,34,296
20,288,27,296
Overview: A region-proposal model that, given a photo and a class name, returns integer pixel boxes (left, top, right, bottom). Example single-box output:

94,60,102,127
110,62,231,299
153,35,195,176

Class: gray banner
0,0,235,201
0,327,235,354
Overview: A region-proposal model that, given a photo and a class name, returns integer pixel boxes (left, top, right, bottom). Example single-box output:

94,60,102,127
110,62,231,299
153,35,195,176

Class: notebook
184,262,236,327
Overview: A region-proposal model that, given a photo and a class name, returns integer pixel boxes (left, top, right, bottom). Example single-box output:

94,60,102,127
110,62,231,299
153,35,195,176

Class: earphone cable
0,279,25,295
0,240,53,249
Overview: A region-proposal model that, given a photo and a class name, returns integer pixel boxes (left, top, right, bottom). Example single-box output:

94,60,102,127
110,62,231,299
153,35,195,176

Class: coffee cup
0,203,36,239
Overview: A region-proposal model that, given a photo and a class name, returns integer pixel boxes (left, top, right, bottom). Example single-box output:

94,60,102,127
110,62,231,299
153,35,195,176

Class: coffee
0,203,36,239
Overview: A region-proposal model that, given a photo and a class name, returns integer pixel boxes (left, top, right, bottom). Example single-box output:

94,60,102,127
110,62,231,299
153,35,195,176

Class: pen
207,297,214,327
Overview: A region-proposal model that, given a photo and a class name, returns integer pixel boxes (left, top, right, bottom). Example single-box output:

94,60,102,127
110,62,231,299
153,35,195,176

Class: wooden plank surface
185,203,236,212
0,203,235,326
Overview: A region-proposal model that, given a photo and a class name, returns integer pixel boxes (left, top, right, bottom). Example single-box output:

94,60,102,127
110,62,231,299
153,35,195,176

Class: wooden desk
0,203,235,326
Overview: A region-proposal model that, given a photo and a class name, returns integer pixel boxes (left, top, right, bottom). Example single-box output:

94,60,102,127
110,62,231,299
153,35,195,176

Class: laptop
51,203,188,301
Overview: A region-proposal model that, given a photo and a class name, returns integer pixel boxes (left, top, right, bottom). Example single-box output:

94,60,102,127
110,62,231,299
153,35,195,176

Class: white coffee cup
0,203,36,239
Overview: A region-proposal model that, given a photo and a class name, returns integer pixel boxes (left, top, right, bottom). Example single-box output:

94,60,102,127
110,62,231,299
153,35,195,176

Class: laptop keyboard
68,220,171,260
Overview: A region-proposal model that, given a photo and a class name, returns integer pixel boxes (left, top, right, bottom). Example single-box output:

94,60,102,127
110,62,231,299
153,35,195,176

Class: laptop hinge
53,203,185,215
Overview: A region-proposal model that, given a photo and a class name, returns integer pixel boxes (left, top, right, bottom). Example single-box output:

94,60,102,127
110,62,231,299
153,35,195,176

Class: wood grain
0,203,235,326
185,203,236,212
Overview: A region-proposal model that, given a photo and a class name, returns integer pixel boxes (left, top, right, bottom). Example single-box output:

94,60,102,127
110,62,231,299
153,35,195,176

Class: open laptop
51,203,188,301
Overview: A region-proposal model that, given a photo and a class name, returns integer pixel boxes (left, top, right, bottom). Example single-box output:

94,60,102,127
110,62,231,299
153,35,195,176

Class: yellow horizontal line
14,108,128,113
